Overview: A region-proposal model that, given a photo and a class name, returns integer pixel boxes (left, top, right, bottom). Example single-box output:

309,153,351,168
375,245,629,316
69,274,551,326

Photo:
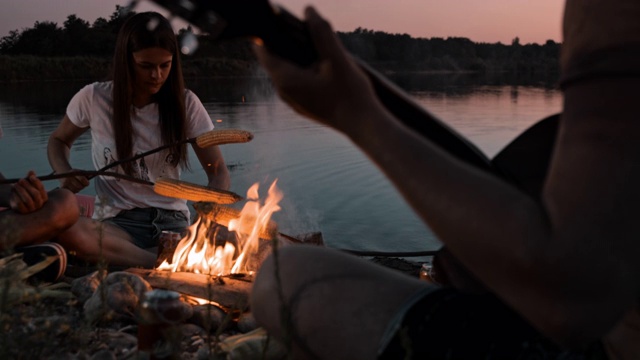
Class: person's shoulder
76,81,112,98
183,88,206,108
184,88,201,101
91,81,113,95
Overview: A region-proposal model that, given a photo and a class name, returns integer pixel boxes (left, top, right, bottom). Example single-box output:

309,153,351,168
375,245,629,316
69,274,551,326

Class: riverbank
0,250,422,359
0,55,559,85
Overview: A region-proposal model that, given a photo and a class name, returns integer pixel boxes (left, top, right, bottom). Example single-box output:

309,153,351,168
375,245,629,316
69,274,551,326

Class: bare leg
56,217,156,268
0,188,79,251
251,245,433,360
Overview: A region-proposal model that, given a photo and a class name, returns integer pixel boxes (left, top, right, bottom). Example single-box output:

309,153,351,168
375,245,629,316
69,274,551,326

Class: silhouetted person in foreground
250,1,640,358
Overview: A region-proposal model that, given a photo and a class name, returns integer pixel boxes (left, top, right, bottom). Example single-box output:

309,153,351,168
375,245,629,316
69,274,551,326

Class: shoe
17,243,67,283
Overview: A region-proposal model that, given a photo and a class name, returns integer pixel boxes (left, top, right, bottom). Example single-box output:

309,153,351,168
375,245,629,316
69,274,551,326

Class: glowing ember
157,180,283,276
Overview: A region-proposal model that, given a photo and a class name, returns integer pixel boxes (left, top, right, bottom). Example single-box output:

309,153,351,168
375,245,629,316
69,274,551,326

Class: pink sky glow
1,0,564,45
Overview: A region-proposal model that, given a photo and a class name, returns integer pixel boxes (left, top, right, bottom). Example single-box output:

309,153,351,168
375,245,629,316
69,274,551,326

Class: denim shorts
104,208,189,249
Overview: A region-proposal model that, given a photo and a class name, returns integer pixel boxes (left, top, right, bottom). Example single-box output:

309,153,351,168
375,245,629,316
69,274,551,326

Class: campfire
126,179,291,311
156,180,283,276
118,127,323,319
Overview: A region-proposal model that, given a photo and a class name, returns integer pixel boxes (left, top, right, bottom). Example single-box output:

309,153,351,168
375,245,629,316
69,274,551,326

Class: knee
48,189,80,229
251,249,280,311
250,246,300,324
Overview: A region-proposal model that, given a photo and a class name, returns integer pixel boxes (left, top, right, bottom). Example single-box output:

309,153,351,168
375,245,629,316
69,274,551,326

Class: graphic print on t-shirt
103,147,116,167
162,152,176,175
137,154,150,181
103,147,120,181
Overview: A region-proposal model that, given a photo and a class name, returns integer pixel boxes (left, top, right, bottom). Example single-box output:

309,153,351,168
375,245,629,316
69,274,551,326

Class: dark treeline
0,6,560,83
339,28,560,77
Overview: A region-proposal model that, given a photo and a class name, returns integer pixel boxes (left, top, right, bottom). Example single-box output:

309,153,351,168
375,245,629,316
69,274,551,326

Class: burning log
193,202,278,240
125,268,253,311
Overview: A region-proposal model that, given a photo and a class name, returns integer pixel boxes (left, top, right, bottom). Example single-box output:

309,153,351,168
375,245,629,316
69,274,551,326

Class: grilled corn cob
154,177,243,204
195,129,254,148
195,203,279,240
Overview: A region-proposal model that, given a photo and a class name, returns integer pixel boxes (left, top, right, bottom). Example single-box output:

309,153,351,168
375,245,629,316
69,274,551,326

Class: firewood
194,202,278,240
124,268,252,311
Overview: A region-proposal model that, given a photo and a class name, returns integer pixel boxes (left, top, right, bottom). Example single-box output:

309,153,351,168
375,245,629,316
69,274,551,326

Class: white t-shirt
66,81,214,219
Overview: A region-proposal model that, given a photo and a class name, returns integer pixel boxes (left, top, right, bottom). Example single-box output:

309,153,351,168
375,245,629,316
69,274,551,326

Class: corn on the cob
195,203,279,240
154,177,243,204
195,129,254,148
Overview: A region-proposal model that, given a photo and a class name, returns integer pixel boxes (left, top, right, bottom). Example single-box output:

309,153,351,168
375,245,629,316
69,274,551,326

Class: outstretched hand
10,171,48,214
253,6,381,136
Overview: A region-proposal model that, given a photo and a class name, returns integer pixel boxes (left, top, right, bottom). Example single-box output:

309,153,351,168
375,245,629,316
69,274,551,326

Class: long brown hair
111,11,188,175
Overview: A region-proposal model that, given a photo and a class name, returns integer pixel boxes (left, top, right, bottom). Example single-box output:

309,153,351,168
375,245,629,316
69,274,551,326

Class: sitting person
250,1,640,359
0,169,79,281
48,12,230,268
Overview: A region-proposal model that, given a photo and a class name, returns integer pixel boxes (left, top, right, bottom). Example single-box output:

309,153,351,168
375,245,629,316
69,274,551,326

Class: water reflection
0,74,562,256
0,81,89,115
388,71,558,95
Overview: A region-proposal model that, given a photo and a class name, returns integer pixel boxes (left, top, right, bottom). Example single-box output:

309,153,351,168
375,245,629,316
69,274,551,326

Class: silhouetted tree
62,15,90,56
0,5,561,81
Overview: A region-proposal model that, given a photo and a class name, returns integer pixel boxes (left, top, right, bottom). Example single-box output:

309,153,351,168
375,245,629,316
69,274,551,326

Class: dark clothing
380,287,608,360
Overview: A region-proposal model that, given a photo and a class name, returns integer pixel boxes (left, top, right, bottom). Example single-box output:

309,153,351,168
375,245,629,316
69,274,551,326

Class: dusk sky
1,0,564,45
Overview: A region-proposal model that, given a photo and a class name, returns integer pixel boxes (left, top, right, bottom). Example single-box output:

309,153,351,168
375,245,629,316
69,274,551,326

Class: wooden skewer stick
90,129,253,179
0,129,253,185
0,170,153,185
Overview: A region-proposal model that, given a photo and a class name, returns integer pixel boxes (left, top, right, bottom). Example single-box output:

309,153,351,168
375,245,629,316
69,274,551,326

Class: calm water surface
0,74,562,259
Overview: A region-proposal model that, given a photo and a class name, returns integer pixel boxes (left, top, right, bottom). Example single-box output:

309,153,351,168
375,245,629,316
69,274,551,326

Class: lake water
0,73,562,261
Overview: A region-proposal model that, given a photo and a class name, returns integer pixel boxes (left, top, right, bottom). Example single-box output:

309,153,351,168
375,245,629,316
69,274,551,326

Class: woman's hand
253,6,381,136
59,169,90,193
9,171,48,214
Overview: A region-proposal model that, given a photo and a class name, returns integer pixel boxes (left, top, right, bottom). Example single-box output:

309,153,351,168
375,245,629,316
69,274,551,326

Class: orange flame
157,180,283,276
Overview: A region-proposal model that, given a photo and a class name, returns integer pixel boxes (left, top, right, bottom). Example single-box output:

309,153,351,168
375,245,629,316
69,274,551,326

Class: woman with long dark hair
48,12,229,267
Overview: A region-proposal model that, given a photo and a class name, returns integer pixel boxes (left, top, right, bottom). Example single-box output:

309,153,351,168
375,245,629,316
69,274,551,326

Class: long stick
88,138,193,179
0,140,191,185
0,129,253,185
93,129,252,177
0,170,153,185
338,249,439,257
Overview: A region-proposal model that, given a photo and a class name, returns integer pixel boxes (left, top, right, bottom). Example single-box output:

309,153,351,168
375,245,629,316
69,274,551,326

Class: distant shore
0,55,559,86
0,55,261,83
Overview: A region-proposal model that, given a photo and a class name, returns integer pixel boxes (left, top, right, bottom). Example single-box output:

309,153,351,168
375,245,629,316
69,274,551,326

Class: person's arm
192,144,230,190
184,90,231,191
48,115,91,193
254,6,640,347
